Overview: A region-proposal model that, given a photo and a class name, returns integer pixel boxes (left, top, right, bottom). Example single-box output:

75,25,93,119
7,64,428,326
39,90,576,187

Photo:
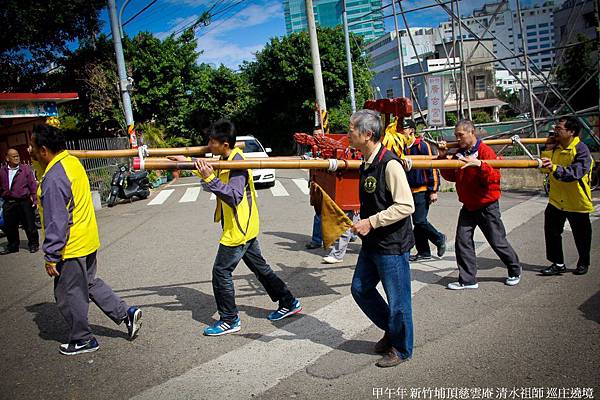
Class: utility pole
455,0,472,120
342,0,356,113
305,0,328,130
107,0,137,148
391,0,406,98
515,0,539,155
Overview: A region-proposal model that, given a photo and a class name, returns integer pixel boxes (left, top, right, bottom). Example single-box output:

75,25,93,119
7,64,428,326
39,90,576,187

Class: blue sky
99,0,545,69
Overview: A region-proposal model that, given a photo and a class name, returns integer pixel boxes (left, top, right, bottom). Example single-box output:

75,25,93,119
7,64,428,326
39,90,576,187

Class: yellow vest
38,151,100,260
541,136,594,213
206,148,260,246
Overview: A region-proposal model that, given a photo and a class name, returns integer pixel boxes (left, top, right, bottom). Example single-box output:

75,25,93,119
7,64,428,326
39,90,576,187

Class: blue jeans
213,238,295,322
351,249,413,359
310,214,323,246
412,191,444,257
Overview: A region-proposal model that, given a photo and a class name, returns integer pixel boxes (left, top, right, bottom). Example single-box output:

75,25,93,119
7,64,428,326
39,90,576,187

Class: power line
122,0,159,27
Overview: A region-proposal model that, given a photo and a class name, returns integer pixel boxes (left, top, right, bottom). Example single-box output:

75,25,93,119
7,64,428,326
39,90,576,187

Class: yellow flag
310,182,353,249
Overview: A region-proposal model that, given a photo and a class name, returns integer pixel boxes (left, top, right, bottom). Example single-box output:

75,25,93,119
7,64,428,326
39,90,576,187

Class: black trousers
455,201,521,285
544,204,592,267
2,199,39,250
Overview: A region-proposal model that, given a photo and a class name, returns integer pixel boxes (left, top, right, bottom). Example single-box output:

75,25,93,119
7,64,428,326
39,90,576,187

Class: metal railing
66,137,130,203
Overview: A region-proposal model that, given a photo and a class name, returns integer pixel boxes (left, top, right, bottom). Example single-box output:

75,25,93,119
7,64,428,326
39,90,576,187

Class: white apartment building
364,27,442,74
438,1,559,70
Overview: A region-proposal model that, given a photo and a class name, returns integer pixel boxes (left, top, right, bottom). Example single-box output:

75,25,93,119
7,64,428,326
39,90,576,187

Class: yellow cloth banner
310,182,353,249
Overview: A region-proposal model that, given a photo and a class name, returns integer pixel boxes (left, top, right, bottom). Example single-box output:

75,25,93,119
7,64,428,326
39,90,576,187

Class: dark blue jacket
403,138,440,193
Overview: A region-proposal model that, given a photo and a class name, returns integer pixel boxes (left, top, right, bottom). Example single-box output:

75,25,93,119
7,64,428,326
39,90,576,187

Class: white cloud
196,34,265,68
164,0,284,68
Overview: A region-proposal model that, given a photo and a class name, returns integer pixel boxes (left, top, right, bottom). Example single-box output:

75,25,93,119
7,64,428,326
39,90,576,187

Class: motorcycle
107,164,150,207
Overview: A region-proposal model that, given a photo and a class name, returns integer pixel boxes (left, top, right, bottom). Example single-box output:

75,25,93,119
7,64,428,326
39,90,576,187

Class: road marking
292,178,310,195
168,182,201,188
179,187,201,203
147,189,174,205
132,195,547,400
270,180,289,197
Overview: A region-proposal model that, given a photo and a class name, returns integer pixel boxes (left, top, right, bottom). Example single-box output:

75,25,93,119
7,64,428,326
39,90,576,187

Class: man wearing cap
401,120,446,262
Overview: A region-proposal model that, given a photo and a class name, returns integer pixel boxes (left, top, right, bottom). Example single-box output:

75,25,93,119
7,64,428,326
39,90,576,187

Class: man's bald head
6,148,20,167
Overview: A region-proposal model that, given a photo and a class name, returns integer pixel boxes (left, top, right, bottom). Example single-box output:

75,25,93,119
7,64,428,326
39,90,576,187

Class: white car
236,135,276,186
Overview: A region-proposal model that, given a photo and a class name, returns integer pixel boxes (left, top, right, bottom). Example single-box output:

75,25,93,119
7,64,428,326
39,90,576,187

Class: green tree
241,27,373,152
472,110,492,124
0,0,106,91
125,30,200,139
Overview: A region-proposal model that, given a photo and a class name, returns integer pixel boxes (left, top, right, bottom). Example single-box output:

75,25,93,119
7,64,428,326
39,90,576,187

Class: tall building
438,1,558,70
554,0,597,46
283,0,385,42
364,27,442,74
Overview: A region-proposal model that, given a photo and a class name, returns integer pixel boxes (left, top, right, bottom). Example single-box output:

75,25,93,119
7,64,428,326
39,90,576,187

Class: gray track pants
54,251,128,342
455,201,521,285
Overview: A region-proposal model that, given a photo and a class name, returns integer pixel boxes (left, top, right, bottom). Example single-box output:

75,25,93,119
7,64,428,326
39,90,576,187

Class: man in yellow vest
540,117,595,276
29,124,142,355
194,120,301,336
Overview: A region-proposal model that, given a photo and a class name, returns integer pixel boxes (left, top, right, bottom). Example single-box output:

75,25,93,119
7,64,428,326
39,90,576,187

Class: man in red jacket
438,119,521,289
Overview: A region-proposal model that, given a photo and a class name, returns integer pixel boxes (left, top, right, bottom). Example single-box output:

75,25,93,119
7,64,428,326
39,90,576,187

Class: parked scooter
107,164,150,207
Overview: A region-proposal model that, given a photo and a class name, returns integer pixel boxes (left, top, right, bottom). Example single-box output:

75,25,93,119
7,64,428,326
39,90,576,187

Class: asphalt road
0,169,598,400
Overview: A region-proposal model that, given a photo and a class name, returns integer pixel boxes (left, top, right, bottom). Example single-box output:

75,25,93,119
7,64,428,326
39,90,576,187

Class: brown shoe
374,333,390,354
375,347,410,368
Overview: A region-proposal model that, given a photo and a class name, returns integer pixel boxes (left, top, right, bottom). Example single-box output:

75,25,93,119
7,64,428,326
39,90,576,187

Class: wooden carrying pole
133,158,541,171
67,138,549,159
68,142,245,159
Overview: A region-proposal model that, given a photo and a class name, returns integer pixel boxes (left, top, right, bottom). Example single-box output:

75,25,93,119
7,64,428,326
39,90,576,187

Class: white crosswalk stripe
293,178,310,195
147,178,310,205
147,189,174,205
179,187,201,203
270,180,289,197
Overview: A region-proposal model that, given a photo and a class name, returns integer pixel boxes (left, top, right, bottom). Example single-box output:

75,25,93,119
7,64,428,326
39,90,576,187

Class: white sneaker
322,256,343,264
505,276,521,286
447,282,479,290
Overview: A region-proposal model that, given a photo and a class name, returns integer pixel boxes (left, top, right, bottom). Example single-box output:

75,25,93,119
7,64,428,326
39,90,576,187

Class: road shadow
425,257,542,288
117,261,345,309
239,312,374,356
579,290,600,324
263,230,361,255
25,302,129,343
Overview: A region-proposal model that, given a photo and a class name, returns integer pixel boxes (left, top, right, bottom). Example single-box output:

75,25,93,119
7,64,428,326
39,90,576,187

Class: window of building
539,36,549,41
539,29,549,35
386,88,394,98
474,75,486,91
539,22,548,27
541,57,551,62
526,24,536,29
528,45,538,50
527,31,536,36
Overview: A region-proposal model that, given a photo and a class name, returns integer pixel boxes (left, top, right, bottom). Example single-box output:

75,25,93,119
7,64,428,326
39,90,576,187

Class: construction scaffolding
354,0,600,151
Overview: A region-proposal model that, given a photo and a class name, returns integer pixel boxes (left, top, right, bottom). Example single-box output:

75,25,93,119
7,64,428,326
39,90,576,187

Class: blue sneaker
203,316,241,336
267,299,302,321
59,337,99,356
125,306,143,340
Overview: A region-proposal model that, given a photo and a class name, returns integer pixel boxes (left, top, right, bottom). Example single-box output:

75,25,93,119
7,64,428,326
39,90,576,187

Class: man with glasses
540,117,594,276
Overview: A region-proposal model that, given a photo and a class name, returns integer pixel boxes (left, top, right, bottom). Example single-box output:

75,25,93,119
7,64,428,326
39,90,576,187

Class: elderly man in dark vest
348,109,416,368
